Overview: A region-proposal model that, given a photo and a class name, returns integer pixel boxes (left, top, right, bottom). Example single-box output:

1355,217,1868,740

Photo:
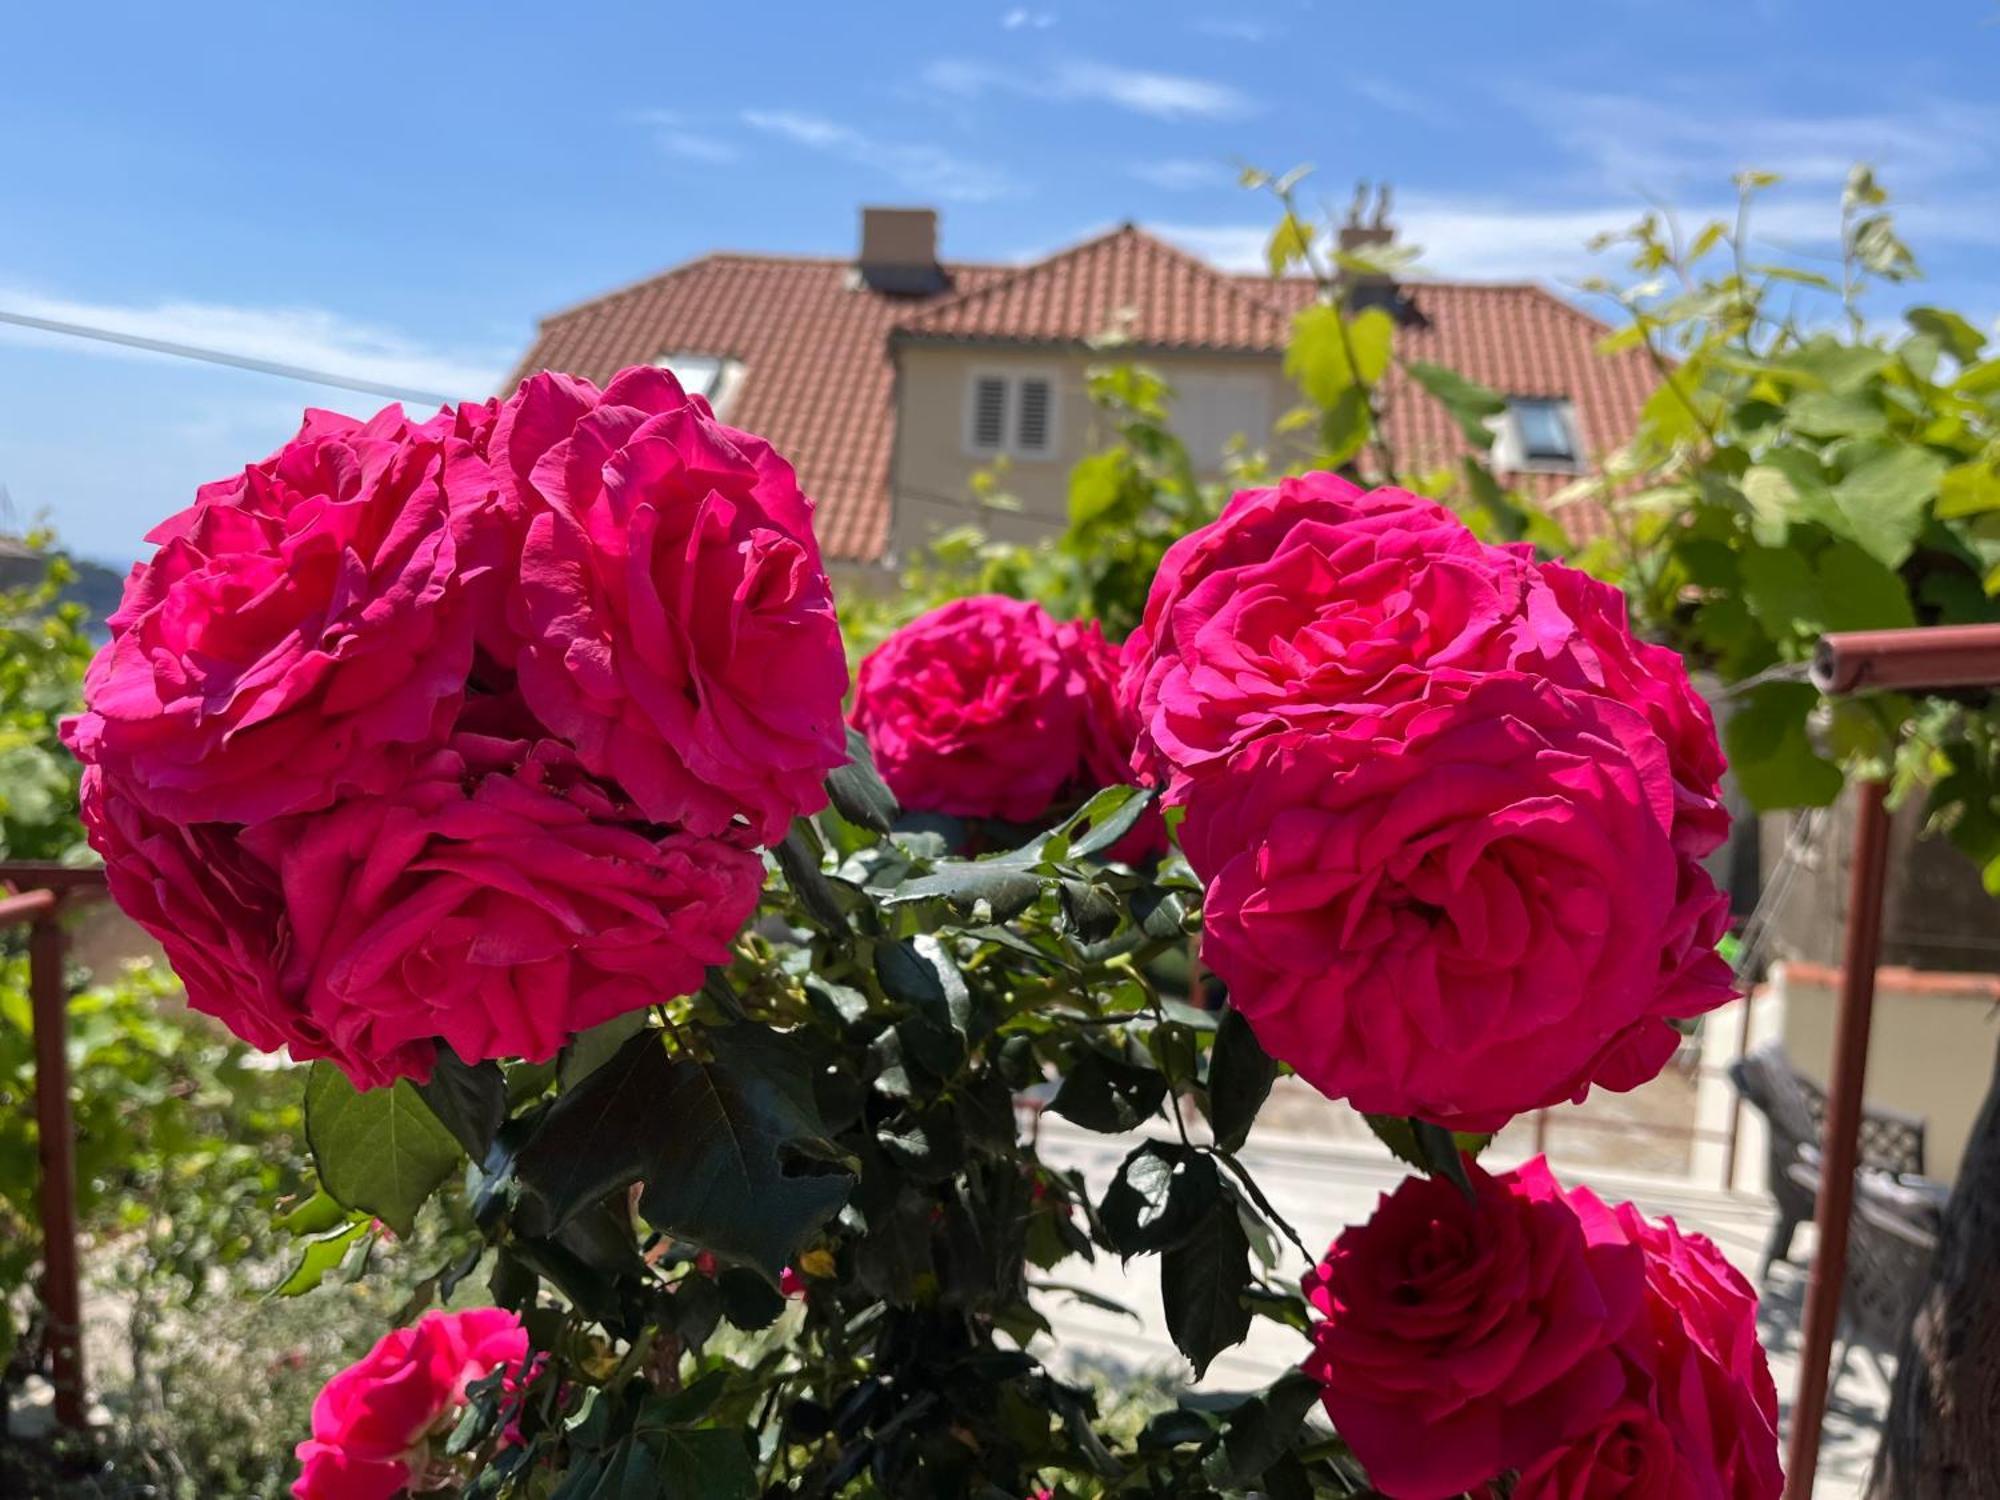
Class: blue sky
5,0,1998,566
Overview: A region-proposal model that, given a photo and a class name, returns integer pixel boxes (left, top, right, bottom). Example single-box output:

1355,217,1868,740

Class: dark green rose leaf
416,1045,508,1161
305,1064,463,1237
825,727,899,835
1161,1197,1253,1377
1206,1007,1276,1152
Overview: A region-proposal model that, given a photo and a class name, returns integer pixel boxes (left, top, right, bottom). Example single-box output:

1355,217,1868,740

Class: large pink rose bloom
293,1307,528,1500
852,596,1130,825
239,734,763,1087
1302,1157,1643,1500
1125,473,1527,798
1185,673,1693,1128
487,368,847,846
63,403,498,824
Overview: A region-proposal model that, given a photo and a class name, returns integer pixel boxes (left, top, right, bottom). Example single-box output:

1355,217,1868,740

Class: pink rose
852,596,1139,827
293,1307,529,1500
1185,673,1693,1128
488,368,847,846
78,766,298,1057
1125,473,1509,796
1302,1157,1643,1499
238,734,762,1087
63,402,499,824
1506,1210,1781,1499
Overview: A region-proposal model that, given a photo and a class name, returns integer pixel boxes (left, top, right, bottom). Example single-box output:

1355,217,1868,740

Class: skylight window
654,351,744,413
1504,397,1580,470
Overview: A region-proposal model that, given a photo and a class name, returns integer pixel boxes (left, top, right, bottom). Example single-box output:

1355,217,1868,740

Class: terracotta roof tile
504,254,1009,562
504,230,1656,560
895,224,1291,351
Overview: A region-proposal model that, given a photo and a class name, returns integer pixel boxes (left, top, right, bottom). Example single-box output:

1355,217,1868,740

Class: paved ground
1032,1114,1887,1498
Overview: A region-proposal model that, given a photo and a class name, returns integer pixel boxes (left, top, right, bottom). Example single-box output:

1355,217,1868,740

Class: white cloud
1000,7,1055,28
1130,157,1232,191
1504,86,2000,196
0,286,508,403
923,57,1251,120
631,108,740,165
740,109,1019,201
1351,77,1433,122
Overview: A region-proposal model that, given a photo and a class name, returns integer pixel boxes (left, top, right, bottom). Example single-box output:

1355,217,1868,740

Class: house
504,206,1656,587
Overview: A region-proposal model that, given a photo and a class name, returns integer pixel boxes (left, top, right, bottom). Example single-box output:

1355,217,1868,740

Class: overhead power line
0,307,459,408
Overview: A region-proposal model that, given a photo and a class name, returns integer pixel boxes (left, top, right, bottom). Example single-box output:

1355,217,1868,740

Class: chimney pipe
858,207,946,295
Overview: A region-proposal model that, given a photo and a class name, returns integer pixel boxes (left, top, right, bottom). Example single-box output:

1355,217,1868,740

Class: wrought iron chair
1785,1160,1944,1393
1727,1041,1928,1282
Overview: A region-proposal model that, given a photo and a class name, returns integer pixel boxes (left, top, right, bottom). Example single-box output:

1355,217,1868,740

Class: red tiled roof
505,228,1656,560
895,224,1291,352
504,254,1010,562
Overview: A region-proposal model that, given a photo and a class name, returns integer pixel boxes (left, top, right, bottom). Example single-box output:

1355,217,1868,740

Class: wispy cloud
1000,7,1055,28
739,109,1018,201
923,57,1251,120
0,285,508,401
1189,17,1275,42
1130,157,1233,191
631,108,740,165
1504,86,2000,195
1351,78,1434,122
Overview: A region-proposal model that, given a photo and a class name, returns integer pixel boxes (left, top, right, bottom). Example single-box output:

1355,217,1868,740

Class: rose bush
66,372,1774,1499
292,1307,529,1500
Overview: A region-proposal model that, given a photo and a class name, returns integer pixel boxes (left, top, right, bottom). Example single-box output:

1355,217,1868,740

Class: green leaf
1063,784,1155,859
1206,1008,1275,1153
1908,307,1986,363
825,727,898,835
1161,1198,1253,1378
1939,461,2000,519
1048,1049,1169,1134
876,936,972,1039
1217,1370,1323,1485
416,1046,509,1161
1317,387,1371,467
1786,390,1888,440
1068,448,1134,529
1266,213,1314,277
558,1011,651,1092
1406,360,1507,449
305,1064,464,1237
273,1217,370,1297
518,1031,675,1232
775,821,852,929
1829,446,1946,567
887,863,1044,921
1286,304,1358,408
636,1026,854,1282
1724,681,1844,812
1346,307,1394,385
1815,543,1916,632
1098,1141,1221,1256
1411,1118,1476,1200
1738,546,1820,643
1362,1114,1492,1170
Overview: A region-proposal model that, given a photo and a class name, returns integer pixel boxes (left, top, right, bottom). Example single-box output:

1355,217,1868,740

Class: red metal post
1782,777,1892,1500
28,898,86,1429
1814,623,2000,695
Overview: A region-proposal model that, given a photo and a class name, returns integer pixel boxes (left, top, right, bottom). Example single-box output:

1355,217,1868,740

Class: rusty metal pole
28,897,86,1429
1782,777,1891,1500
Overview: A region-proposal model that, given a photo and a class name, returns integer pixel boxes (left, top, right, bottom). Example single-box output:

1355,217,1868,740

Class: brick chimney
1337,182,1415,320
857,206,947,295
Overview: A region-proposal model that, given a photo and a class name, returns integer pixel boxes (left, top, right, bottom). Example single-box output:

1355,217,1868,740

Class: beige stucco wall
1774,961,2000,1185
887,342,1293,561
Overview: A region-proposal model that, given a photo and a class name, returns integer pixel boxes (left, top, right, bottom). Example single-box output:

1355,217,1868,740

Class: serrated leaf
885,863,1044,921
1206,1008,1275,1152
305,1065,464,1237
1829,446,1946,567
636,1026,854,1282
273,1217,370,1297
1161,1199,1253,1377
1218,1369,1323,1484
825,727,898,834
1064,784,1154,859
558,1011,651,1092
416,1046,509,1161
1098,1141,1220,1256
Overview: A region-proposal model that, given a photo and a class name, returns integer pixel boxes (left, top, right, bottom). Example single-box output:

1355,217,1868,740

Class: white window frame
963,368,1060,461
1492,396,1582,474
654,350,746,418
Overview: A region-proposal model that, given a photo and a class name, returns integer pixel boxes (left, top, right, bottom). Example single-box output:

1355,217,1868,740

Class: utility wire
0,307,459,408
